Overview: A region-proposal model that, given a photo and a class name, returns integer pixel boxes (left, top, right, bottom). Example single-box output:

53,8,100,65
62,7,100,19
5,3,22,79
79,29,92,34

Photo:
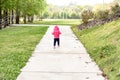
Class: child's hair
54,25,59,31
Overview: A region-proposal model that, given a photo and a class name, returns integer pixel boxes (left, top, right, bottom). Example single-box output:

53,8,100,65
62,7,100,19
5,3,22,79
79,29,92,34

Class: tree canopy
0,0,47,29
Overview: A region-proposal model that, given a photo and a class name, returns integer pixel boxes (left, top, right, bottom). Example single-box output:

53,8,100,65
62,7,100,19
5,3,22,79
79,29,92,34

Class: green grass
0,26,48,80
72,19,120,80
33,19,81,25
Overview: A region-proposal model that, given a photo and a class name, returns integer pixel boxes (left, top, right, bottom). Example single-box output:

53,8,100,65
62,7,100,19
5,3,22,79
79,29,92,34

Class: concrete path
16,26,106,80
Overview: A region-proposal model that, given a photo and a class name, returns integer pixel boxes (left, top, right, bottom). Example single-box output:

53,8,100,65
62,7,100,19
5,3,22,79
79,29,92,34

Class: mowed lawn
0,26,48,80
33,19,81,25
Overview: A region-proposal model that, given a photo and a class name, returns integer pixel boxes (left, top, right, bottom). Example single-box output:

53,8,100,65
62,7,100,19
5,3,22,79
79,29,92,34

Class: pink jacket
52,26,61,38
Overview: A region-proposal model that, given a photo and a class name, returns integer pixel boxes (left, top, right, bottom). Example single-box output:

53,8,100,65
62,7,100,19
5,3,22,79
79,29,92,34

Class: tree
0,0,8,29
110,1,120,14
0,0,47,29
2,0,12,27
37,0,47,21
114,0,120,3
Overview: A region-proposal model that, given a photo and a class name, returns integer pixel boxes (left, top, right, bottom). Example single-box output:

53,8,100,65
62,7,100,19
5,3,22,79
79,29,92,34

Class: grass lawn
33,19,81,25
72,19,120,80
0,26,48,80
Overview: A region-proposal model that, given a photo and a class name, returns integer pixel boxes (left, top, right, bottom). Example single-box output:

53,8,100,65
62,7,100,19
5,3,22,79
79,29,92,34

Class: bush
110,2,120,14
94,9,109,19
81,9,94,23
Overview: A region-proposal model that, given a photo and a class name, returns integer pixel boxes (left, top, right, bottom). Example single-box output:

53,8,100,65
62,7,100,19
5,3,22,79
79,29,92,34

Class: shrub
81,9,94,23
94,9,109,19
110,2,120,14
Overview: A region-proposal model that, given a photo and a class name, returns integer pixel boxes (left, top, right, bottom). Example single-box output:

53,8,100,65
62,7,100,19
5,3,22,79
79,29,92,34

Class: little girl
52,25,61,48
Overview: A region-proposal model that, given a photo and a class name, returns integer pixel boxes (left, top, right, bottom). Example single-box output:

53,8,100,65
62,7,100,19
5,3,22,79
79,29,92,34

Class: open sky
46,0,114,6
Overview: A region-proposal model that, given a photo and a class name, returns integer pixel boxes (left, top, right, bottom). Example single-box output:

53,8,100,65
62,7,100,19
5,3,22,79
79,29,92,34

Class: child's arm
52,32,54,35
59,31,61,34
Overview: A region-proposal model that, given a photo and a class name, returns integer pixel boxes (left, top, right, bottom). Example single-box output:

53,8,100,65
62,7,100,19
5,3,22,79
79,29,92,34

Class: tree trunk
28,16,31,22
11,10,14,24
40,11,43,21
23,15,26,24
6,11,9,26
16,9,20,24
0,6,2,29
8,10,10,25
31,16,34,22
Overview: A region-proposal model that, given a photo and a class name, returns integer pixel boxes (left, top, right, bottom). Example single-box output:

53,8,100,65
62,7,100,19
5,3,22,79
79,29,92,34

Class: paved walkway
16,26,106,80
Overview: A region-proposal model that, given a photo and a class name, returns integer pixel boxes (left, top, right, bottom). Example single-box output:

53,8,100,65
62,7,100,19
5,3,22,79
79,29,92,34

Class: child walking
52,25,61,49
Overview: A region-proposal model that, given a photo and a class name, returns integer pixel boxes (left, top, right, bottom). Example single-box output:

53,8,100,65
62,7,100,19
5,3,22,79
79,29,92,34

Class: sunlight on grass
33,19,81,25
72,19,120,80
0,26,48,80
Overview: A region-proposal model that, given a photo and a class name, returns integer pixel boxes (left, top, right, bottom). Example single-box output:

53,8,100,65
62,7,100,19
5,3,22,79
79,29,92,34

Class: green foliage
0,0,47,28
19,0,47,16
81,8,94,23
94,9,109,19
43,4,84,19
72,18,120,80
92,1,120,19
0,26,48,80
110,2,120,14
0,0,47,21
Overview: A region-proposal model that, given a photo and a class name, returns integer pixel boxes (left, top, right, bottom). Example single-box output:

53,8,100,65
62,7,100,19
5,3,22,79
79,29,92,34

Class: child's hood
54,26,59,31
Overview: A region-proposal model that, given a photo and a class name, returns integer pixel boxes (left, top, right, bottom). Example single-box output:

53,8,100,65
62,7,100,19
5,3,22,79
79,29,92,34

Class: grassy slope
0,26,48,80
72,19,120,80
